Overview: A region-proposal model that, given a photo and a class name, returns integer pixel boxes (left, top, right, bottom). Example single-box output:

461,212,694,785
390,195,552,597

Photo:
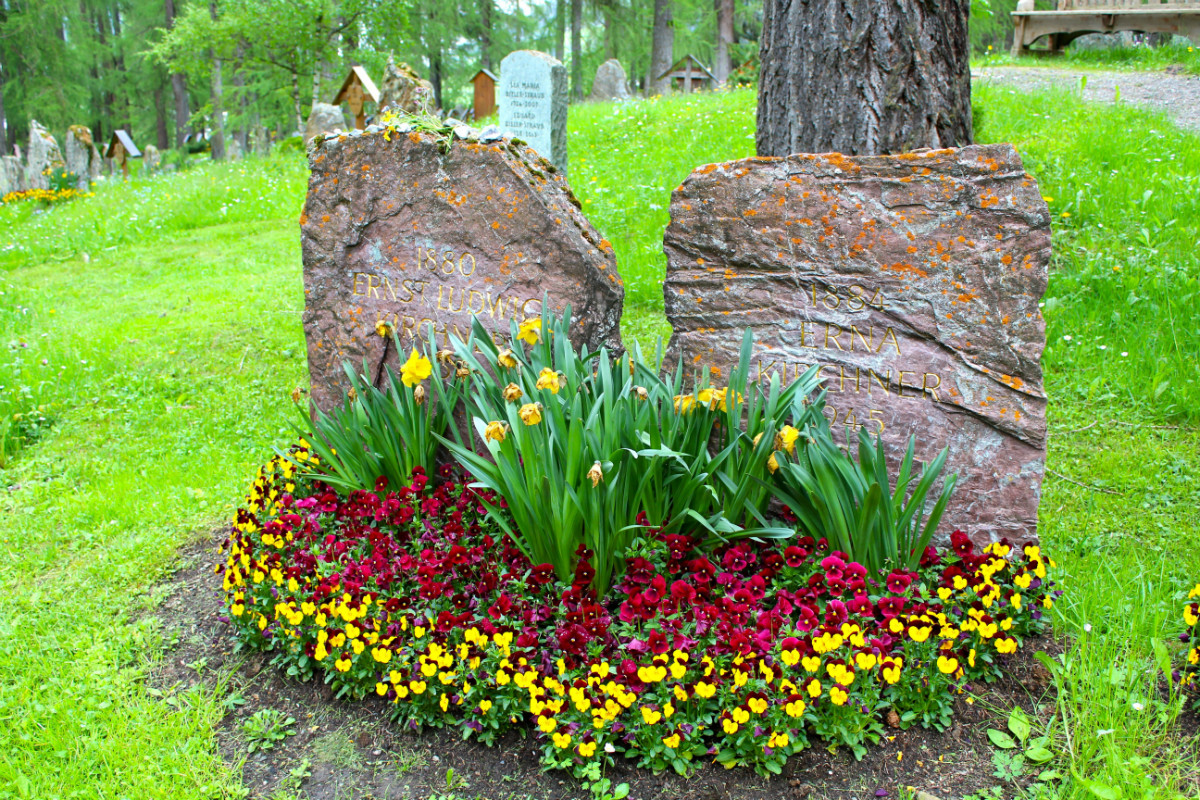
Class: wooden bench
1011,0,1200,56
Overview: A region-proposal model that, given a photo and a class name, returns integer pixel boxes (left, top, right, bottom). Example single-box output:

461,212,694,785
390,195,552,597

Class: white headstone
498,50,568,174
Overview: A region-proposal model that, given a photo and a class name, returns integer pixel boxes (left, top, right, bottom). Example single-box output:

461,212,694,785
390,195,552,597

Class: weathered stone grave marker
300,126,623,412
664,144,1050,543
498,50,567,174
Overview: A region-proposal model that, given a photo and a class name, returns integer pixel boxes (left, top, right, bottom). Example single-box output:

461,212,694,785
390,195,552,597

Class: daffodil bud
634,385,648,401
413,384,426,405
587,461,604,487
502,383,523,403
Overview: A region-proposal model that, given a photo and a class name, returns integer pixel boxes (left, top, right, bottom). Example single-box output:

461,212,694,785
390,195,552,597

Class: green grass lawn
0,88,1197,799
975,40,1200,75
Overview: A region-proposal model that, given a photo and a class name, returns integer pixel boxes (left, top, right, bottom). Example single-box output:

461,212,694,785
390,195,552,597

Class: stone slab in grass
300,127,624,412
663,144,1050,544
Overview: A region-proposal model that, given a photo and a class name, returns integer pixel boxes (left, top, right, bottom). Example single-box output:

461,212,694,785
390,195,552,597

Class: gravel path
973,66,1200,134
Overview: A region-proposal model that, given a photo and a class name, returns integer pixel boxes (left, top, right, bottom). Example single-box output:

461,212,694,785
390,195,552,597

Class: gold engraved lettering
846,285,866,311
921,372,942,402
867,288,885,310
877,327,901,355
437,285,465,313
367,274,382,299
442,251,456,276
468,289,487,315
868,369,891,398
758,360,779,383
459,253,477,276
380,275,398,301
521,297,543,317
352,272,369,296
897,371,918,398
849,325,873,352
824,323,844,351
823,290,840,310
799,321,815,349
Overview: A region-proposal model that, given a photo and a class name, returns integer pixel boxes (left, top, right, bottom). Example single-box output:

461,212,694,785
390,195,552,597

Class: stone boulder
0,156,24,196
377,57,436,116
143,144,162,173
590,59,630,101
305,103,346,143
64,126,95,190
662,144,1050,546
88,145,103,181
26,121,64,191
300,126,624,412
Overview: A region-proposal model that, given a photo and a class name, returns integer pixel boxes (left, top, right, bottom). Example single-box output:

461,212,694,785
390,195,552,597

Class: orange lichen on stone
882,262,928,279
999,374,1025,390
1001,254,1013,265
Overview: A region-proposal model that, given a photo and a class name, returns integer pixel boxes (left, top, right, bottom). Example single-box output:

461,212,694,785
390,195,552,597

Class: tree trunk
571,0,583,100
714,0,733,84
209,2,226,160
756,0,973,157
165,0,190,149
234,45,249,153
429,50,444,110
480,0,493,70
292,70,304,134
311,63,322,110
153,83,169,149
554,0,566,62
602,1,614,60
649,0,674,95
0,80,7,155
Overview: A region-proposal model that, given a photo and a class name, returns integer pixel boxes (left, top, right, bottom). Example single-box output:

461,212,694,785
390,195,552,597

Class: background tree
756,0,973,157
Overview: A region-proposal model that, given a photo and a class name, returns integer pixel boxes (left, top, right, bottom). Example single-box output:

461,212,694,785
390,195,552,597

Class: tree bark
292,71,304,135
554,0,566,62
429,49,444,110
165,0,190,149
0,80,7,155
153,83,169,150
233,44,248,153
756,0,973,157
649,0,674,95
571,0,583,100
209,1,226,160
714,0,733,84
480,0,493,70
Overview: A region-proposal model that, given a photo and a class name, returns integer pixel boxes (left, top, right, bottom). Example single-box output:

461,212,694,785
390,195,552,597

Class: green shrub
289,324,464,492
47,166,80,193
768,419,956,575
442,307,830,594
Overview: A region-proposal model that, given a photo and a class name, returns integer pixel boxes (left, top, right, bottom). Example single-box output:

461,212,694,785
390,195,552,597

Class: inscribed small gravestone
590,59,630,101
300,125,623,411
663,144,1049,544
378,57,435,115
305,103,345,143
64,126,94,190
143,144,162,172
26,121,63,190
498,50,567,173
88,144,102,181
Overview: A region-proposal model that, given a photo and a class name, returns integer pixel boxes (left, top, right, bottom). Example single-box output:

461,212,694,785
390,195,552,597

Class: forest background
0,0,1017,161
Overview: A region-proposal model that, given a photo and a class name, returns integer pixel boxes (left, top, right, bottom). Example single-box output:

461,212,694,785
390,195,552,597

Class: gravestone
64,126,95,190
26,121,63,191
0,156,23,196
143,144,162,172
498,50,568,174
378,57,436,115
88,144,103,181
305,103,346,143
590,59,630,101
663,144,1049,545
300,124,624,412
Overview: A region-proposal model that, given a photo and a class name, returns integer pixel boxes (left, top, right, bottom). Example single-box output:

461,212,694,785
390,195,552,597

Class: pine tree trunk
554,0,566,62
429,50,444,110
570,0,583,100
234,47,249,153
756,0,972,157
154,83,169,150
0,80,7,155
649,0,674,95
165,0,190,149
480,0,493,70
714,0,733,84
292,71,303,134
208,2,226,160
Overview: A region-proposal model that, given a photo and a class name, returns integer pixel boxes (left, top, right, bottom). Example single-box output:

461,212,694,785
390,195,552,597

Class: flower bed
1184,585,1199,704
221,442,1058,790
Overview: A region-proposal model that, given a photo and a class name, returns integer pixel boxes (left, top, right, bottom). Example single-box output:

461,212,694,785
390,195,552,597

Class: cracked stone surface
301,128,624,412
663,144,1050,545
